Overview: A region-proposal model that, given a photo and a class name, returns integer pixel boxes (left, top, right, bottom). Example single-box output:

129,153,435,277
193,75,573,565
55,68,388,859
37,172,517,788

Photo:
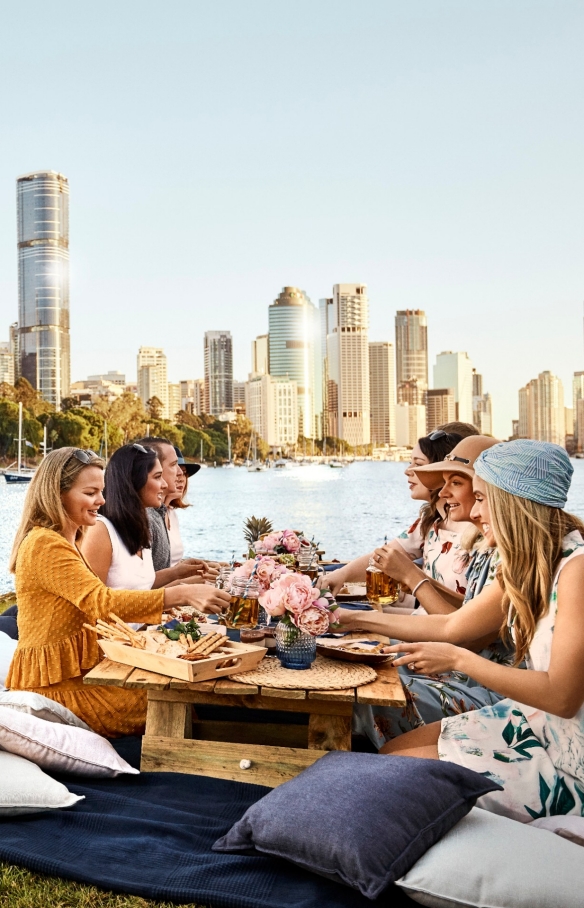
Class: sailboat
199,437,208,468
222,422,235,468
3,403,36,483
247,432,266,472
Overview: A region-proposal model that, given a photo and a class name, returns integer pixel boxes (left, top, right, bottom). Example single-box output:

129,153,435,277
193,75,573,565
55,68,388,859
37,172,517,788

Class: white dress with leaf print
438,530,584,824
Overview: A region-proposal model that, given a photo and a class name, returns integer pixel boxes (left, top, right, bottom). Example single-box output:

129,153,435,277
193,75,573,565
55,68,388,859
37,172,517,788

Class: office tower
268,287,319,439
233,380,246,414
369,342,396,445
251,334,269,375
0,342,15,385
137,347,169,418
87,370,126,385
324,284,370,446
396,403,427,447
204,331,233,416
395,310,428,405
518,371,565,446
179,378,204,415
167,383,181,421
433,352,474,423
471,369,493,433
17,171,70,407
245,374,298,447
573,372,584,452
426,389,455,433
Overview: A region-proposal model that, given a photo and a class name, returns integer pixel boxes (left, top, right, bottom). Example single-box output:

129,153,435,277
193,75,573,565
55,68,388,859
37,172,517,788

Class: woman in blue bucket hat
346,440,584,823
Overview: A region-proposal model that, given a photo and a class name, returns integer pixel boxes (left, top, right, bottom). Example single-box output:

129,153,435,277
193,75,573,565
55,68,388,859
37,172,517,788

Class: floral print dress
438,531,584,824
353,546,512,747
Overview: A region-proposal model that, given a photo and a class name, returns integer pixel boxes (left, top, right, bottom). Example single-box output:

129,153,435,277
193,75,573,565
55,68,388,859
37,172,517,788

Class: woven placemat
229,654,376,690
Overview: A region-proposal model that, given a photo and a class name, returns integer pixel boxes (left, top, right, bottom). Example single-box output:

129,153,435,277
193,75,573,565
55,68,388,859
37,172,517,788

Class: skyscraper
0,342,15,385
426,388,455,433
268,287,319,439
395,310,428,405
433,352,474,423
17,171,70,407
245,373,298,447
518,371,565,446
369,342,396,445
137,347,168,417
573,372,584,452
204,331,233,416
251,334,269,375
325,283,370,446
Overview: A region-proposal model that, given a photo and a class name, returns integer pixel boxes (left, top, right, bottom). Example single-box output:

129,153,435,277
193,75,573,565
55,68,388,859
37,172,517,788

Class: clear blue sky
0,0,583,437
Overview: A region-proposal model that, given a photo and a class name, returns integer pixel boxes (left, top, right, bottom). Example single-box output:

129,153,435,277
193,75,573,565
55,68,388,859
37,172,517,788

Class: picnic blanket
0,748,417,907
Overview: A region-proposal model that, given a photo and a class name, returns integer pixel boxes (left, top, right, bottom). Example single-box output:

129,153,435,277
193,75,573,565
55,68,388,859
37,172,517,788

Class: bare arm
390,557,584,719
163,583,231,615
374,545,463,614
80,522,113,585
326,540,412,594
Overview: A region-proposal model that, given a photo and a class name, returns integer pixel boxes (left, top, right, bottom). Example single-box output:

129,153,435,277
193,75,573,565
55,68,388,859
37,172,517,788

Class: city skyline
1,2,583,440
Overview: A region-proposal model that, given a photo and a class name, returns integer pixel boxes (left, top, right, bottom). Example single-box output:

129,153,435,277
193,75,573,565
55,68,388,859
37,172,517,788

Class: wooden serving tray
98,638,266,683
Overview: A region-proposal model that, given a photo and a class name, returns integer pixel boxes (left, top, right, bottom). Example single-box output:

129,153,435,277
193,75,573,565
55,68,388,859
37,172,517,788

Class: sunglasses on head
132,444,150,454
427,430,459,442
68,449,98,465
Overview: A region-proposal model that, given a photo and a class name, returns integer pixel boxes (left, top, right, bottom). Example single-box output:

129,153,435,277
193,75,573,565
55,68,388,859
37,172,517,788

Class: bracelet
411,577,430,597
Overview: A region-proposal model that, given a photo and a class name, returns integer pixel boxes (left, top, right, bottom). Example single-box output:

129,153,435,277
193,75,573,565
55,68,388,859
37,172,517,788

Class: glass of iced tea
222,577,260,628
297,547,320,581
366,558,400,606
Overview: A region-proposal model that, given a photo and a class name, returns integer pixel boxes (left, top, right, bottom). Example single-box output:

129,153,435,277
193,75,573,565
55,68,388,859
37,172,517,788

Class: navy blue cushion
213,751,501,900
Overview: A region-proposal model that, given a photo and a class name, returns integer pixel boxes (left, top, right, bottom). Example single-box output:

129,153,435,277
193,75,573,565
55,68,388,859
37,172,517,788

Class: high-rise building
137,347,168,418
87,371,126,385
0,342,15,385
395,402,427,448
368,342,396,445
471,369,493,433
395,310,428,405
426,389,455,433
179,378,205,415
573,372,584,452
251,334,269,376
433,352,474,423
518,371,565,446
268,287,320,439
233,380,246,415
204,331,233,416
167,383,181,421
324,284,370,447
245,373,298,448
17,171,70,407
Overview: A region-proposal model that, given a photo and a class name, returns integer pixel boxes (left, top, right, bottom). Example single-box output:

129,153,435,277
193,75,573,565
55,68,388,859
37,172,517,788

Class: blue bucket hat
474,439,573,508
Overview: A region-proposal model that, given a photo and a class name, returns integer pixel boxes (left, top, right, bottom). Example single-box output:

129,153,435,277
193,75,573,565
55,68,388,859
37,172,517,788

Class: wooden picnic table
83,634,406,788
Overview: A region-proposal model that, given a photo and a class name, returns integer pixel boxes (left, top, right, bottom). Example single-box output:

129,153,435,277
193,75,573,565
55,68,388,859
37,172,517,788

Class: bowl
316,639,395,666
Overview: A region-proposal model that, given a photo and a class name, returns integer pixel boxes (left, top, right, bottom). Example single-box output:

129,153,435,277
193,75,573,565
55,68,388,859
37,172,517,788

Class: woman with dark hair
81,445,230,613
326,422,479,606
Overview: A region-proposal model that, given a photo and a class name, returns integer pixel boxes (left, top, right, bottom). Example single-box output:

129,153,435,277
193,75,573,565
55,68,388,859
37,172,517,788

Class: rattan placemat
229,655,376,689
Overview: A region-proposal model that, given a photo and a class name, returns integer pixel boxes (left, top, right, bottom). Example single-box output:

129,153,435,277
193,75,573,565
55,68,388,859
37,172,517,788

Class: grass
0,595,204,908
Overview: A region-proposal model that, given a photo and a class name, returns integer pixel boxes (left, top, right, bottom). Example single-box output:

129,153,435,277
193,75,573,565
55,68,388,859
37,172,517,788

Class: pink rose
256,532,282,553
293,606,330,636
281,530,301,554
232,560,256,580
278,573,315,615
259,585,287,617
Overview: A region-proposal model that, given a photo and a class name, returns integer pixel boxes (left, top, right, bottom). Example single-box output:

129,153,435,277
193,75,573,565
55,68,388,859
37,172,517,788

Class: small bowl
316,641,395,666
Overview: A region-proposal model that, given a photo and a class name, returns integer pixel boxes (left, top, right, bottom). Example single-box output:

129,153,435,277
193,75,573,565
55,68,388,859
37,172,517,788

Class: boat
246,432,267,472
2,403,36,483
329,460,345,469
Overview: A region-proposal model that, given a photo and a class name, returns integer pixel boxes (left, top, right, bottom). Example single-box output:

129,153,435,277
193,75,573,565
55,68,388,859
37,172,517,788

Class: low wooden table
84,641,405,788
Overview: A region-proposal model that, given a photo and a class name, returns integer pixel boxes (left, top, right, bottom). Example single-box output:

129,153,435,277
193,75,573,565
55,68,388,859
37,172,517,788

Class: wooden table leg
307,713,352,751
144,694,191,738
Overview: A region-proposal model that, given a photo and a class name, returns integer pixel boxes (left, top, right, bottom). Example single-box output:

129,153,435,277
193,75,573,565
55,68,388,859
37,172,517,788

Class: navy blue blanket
0,765,416,906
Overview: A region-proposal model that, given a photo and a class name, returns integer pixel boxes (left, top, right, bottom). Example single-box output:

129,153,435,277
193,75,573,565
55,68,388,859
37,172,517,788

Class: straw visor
413,435,500,490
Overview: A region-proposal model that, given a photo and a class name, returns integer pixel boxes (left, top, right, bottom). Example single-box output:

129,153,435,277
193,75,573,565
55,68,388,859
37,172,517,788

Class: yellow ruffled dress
6,527,164,737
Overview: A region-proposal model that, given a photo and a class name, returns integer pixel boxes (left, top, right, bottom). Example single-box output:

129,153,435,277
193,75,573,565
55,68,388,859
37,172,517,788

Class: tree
0,400,20,457
93,393,148,446
13,378,52,418
144,420,184,448
146,396,164,420
45,412,96,449
175,410,204,430
180,424,215,459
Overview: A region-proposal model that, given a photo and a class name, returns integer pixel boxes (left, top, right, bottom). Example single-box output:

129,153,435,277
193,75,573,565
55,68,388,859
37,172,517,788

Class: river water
2,460,584,594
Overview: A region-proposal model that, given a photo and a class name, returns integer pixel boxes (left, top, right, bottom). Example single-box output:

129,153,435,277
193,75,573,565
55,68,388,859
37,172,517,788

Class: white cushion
0,706,139,777
530,815,584,847
396,807,584,908
0,631,17,688
0,690,91,730
0,751,83,816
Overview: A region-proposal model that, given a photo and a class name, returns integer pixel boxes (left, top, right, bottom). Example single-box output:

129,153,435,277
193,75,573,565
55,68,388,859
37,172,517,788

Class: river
2,459,584,594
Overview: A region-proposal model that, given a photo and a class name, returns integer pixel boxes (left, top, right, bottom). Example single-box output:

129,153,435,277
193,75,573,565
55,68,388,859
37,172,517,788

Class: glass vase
275,621,317,670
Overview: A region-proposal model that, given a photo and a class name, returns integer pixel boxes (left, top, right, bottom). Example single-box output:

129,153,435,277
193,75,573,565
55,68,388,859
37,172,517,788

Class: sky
0,0,583,438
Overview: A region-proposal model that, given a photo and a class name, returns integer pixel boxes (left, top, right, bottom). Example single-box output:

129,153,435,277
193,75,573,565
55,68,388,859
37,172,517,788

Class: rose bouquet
254,529,303,556
259,572,338,636
230,555,292,592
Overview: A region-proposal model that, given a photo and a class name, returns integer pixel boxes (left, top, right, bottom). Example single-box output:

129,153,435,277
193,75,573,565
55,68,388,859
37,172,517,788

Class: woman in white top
81,444,230,614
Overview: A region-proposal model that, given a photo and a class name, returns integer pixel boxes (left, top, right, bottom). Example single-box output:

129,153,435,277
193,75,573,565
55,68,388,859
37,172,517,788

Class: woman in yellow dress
6,447,220,737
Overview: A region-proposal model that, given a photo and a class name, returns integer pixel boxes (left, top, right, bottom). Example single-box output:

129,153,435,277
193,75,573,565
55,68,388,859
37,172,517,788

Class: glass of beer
297,547,320,582
366,557,400,606
222,577,260,629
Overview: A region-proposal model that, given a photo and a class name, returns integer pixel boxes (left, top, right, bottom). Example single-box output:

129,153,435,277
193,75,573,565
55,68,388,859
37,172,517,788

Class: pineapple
243,516,273,546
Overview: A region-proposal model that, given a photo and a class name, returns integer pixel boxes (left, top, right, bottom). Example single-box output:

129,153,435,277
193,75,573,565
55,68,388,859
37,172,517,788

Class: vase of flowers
254,529,303,557
259,573,338,670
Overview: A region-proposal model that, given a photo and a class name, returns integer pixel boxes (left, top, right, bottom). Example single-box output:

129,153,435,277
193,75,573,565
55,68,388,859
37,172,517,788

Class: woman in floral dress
374,440,584,824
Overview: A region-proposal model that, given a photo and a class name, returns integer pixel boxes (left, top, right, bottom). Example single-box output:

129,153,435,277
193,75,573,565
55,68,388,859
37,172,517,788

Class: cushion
212,752,501,899
0,631,17,688
0,690,91,730
0,751,83,816
396,807,584,907
530,815,584,846
0,706,139,777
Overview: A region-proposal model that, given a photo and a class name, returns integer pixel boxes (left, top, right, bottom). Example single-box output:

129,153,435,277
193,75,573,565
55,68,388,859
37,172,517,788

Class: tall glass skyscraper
395,309,428,405
204,331,233,415
17,171,70,407
268,287,320,439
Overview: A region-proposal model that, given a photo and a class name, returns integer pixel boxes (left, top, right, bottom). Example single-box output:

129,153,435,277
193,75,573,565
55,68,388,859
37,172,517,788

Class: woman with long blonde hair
338,440,584,823
6,447,222,737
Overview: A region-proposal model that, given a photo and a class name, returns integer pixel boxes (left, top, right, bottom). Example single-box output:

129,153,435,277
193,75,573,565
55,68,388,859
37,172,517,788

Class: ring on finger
408,662,416,671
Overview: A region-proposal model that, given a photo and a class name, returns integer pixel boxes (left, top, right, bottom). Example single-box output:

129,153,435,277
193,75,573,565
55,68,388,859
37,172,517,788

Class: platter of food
335,582,368,601
316,637,396,666
85,613,265,682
